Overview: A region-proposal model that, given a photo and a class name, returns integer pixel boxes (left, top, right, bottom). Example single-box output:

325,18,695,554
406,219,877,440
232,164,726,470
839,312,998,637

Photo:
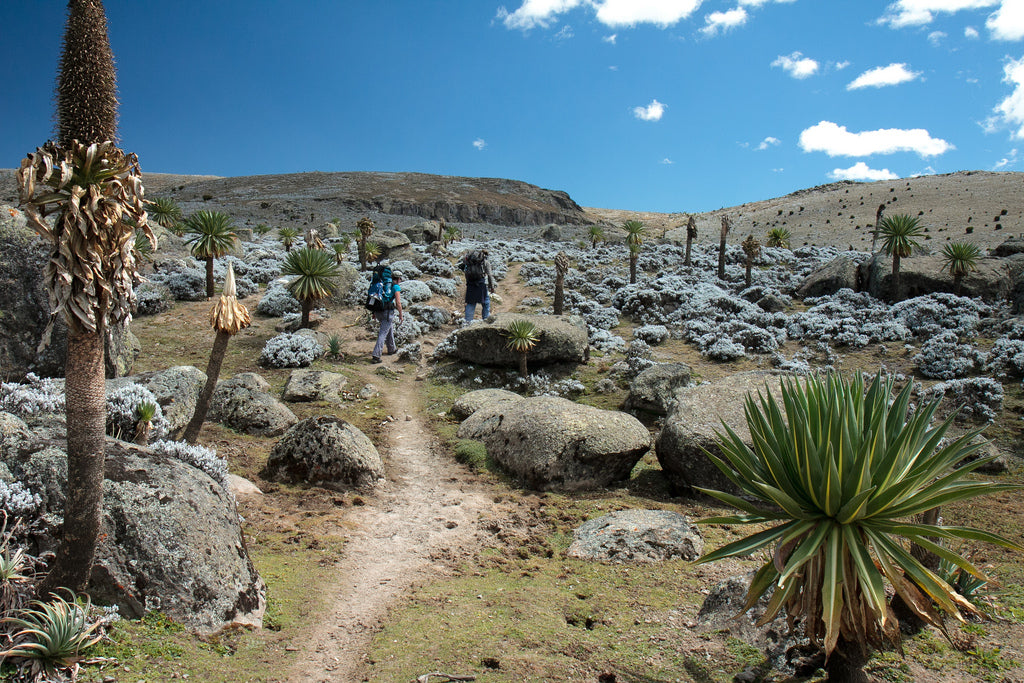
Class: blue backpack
365,265,395,311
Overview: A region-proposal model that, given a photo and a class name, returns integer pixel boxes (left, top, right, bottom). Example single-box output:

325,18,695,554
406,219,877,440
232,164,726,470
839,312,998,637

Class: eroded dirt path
289,368,495,683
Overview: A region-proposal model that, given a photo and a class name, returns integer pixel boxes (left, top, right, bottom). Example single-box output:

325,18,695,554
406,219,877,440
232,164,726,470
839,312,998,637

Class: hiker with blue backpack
365,265,404,363
458,248,495,322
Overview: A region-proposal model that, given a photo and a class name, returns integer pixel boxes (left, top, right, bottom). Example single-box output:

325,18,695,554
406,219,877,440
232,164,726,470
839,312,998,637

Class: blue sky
3,1,1024,213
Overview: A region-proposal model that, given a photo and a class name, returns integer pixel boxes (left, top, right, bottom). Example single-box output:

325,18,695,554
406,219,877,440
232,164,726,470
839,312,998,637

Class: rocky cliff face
153,171,590,228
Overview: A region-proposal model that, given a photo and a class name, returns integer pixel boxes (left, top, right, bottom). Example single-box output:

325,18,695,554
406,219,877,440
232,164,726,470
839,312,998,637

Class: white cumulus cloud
595,0,703,27
878,0,999,28
830,162,900,181
473,138,487,150
987,1,1024,40
757,136,781,150
992,55,1024,138
965,25,981,37
772,51,819,79
847,63,923,90
799,121,954,157
633,99,667,121
701,7,748,35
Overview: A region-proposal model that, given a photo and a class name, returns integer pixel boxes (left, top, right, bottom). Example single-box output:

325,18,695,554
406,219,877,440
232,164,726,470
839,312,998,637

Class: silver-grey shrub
260,333,323,368
987,338,1024,378
426,277,459,298
0,374,64,416
151,266,206,301
919,378,1004,424
134,281,173,316
913,332,986,379
151,439,230,490
256,278,301,317
0,480,42,518
634,325,670,345
106,383,170,441
891,293,990,338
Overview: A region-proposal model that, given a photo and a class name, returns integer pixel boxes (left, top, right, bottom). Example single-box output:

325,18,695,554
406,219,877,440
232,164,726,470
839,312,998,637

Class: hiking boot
371,356,382,364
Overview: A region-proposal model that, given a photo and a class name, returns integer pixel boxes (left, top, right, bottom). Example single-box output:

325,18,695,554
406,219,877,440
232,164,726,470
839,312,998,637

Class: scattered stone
209,373,297,437
446,313,588,368
282,369,347,402
624,362,692,415
567,509,703,563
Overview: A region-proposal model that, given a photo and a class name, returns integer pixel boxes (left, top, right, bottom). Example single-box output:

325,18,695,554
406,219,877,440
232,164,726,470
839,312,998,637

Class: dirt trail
288,366,495,683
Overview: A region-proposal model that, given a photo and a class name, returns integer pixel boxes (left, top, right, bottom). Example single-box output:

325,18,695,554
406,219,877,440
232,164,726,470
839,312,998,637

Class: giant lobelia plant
695,372,1022,683
17,0,151,596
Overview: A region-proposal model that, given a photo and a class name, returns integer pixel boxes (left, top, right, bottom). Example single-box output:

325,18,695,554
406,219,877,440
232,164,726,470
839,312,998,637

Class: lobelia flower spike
183,264,251,444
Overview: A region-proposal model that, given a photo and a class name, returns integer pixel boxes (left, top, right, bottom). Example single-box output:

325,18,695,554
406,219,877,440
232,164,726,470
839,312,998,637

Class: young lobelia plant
0,590,103,678
695,372,1023,683
502,319,541,377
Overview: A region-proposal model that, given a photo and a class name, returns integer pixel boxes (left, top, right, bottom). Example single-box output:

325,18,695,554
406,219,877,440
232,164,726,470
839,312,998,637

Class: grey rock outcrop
860,253,1012,302
656,371,786,495
449,388,523,420
447,313,589,368
127,366,207,438
400,221,442,244
0,210,138,380
92,441,266,634
567,509,703,563
994,237,1024,257
209,373,297,437
375,229,413,260
327,262,361,308
0,414,265,634
261,416,384,490
795,255,861,299
456,396,651,491
282,369,347,402
624,362,692,415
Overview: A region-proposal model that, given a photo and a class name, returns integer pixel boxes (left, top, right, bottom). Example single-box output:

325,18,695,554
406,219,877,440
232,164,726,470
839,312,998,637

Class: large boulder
93,441,266,634
128,366,207,438
0,415,265,634
282,369,347,403
209,373,297,437
261,416,384,490
994,237,1024,257
400,221,442,244
795,255,862,299
656,371,786,496
0,210,139,380
375,229,413,260
860,253,1012,302
326,262,361,308
447,313,589,368
456,396,651,491
624,362,692,415
567,509,703,563
449,388,523,420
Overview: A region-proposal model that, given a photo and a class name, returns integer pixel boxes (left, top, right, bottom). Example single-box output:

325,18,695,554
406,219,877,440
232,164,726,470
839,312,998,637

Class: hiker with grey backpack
365,264,403,363
458,248,495,321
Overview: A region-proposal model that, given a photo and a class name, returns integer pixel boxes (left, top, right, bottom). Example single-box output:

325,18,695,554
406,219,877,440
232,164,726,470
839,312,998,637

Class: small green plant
281,247,341,328
502,319,541,377
326,334,342,359
363,240,383,264
937,555,990,605
453,439,489,471
588,224,605,248
765,226,791,249
443,224,461,246
0,590,103,677
254,223,273,236
741,234,761,288
146,196,183,234
877,213,925,300
278,227,300,252
331,241,348,265
133,400,158,445
622,220,646,284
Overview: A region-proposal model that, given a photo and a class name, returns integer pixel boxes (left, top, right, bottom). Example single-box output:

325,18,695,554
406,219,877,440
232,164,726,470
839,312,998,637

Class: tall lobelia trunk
871,204,885,253
684,215,696,267
824,637,870,683
891,253,902,301
717,215,730,280
553,251,568,316
205,256,215,298
183,264,251,445
518,351,528,377
39,324,107,595
629,250,638,284
300,297,313,328
183,330,231,444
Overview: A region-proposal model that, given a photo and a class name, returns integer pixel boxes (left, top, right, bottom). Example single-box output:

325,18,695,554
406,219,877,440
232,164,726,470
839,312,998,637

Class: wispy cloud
878,0,999,28
989,56,1024,138
799,120,954,157
771,51,819,79
603,33,617,43
633,99,667,121
661,158,674,164
473,138,487,150
497,0,586,30
987,1,1024,40
554,24,575,39
701,7,748,35
993,148,1018,169
965,25,980,37
847,63,922,90
928,30,947,44
757,136,781,150
830,162,899,181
